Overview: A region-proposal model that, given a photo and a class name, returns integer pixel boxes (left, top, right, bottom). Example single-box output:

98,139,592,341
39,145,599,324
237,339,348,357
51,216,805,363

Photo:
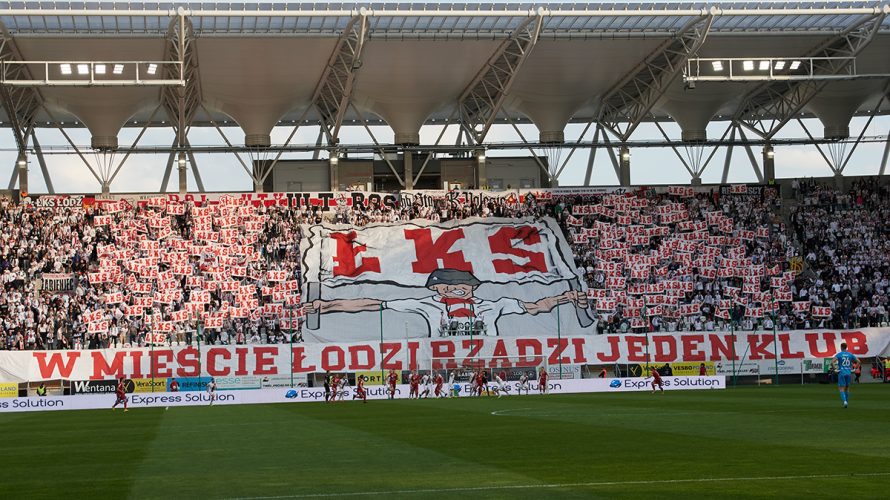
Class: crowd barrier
0,376,726,413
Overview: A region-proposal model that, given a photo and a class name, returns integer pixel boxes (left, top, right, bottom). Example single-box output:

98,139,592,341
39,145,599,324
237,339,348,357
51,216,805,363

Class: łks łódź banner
0,329,888,383
299,217,596,342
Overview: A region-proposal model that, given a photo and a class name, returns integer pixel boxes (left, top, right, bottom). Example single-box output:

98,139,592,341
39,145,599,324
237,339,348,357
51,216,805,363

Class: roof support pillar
329,155,339,191
31,132,53,194
0,23,42,195
160,146,175,193
177,152,188,194
762,144,775,183
403,151,413,190
734,11,886,139
879,129,890,176
312,14,369,146
582,125,602,186
476,150,487,189
737,126,764,183
162,12,200,166
184,138,204,192
618,146,631,187
459,14,543,144
721,125,736,184
16,153,27,195
599,12,714,142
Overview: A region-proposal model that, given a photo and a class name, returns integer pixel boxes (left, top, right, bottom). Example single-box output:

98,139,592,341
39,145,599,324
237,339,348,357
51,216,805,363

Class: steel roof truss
735,11,887,139
458,14,543,145
311,14,368,146
161,13,200,151
599,13,714,142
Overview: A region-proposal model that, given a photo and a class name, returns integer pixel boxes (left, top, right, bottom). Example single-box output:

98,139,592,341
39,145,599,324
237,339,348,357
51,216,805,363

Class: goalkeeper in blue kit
833,342,859,409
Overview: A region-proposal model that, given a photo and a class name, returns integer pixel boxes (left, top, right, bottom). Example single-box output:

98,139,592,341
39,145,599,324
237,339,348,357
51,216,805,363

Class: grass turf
1,384,888,499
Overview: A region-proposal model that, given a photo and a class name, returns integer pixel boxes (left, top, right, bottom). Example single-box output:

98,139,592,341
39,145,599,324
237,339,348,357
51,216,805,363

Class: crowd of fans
0,177,887,351
791,178,890,330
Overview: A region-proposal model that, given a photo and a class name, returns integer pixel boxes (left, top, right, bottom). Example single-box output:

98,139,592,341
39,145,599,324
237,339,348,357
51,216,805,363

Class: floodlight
113,64,124,75
774,61,786,70
77,64,89,75
147,63,158,75
743,60,754,71
758,60,770,71
711,61,723,71
95,64,106,75
790,60,801,70
60,64,72,75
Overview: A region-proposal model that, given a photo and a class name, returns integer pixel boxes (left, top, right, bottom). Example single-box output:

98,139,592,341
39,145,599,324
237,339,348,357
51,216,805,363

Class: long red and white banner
0,329,886,383
0,376,725,413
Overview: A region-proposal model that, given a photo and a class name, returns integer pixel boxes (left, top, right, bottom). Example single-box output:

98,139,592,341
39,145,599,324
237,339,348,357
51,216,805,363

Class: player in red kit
433,371,445,398
112,377,128,412
648,366,664,394
538,368,548,394
352,375,367,403
330,374,340,403
409,370,420,399
386,370,398,399
475,370,485,396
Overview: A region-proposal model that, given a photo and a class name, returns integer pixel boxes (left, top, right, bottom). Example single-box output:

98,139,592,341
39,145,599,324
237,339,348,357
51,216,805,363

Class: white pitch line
225,472,890,499
489,407,534,416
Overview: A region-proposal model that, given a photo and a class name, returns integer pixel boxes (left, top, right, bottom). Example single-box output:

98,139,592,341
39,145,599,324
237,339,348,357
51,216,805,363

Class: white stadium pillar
476,150,487,189
16,154,27,196
177,152,188,195
403,152,413,190
618,146,631,187
762,145,775,183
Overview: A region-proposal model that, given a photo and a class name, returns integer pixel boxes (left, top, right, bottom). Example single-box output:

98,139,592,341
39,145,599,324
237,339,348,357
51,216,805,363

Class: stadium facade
0,2,887,196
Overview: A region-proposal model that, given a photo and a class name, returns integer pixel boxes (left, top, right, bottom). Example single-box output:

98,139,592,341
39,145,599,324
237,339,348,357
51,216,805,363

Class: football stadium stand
1,179,887,351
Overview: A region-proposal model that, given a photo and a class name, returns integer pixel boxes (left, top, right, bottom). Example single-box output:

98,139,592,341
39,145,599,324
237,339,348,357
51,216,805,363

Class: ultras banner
0,329,887,383
299,217,595,342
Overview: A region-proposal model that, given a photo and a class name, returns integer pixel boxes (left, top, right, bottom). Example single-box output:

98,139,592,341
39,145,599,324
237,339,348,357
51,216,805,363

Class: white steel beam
459,15,543,144
312,15,369,146
598,13,714,142
30,130,53,194
721,125,737,184
162,14,199,152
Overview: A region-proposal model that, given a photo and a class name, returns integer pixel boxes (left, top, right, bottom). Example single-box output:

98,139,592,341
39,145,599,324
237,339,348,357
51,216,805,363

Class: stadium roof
0,2,889,151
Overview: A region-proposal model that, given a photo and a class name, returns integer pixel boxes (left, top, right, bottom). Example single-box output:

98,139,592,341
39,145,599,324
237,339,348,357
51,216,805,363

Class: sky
1,0,887,193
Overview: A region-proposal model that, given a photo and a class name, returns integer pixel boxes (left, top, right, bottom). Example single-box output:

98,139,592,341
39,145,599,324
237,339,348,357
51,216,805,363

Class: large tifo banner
299,217,595,342
0,377,725,413
0,330,887,383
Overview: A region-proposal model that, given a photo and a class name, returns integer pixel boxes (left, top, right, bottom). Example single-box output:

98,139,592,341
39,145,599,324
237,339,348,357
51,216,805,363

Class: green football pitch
2,385,888,499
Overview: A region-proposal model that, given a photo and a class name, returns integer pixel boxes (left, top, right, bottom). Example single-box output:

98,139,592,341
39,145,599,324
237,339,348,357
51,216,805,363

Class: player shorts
838,373,852,387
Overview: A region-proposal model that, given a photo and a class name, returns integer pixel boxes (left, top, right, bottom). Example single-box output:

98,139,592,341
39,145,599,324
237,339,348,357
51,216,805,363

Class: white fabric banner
300,217,595,341
0,376,724,413
1,329,887,383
